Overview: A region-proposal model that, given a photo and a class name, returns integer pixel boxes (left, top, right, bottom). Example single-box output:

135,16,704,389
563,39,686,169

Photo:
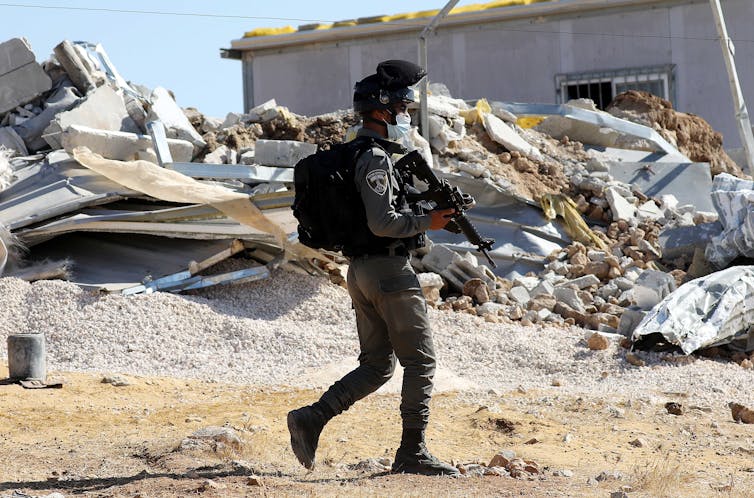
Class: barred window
555,65,675,110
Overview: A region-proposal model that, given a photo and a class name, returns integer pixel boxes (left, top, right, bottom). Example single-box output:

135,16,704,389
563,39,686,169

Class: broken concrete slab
61,124,194,163
53,40,96,95
146,87,206,153
606,162,714,213
499,102,684,158
254,139,317,167
0,38,52,115
482,113,542,161
605,186,637,221
43,85,141,149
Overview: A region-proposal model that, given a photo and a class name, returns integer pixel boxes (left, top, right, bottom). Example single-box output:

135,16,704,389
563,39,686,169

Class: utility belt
361,246,411,257
343,232,424,259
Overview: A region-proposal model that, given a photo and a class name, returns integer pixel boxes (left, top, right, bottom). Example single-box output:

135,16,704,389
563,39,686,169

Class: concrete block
636,200,664,222
44,85,140,149
632,270,676,309
508,285,530,305
605,186,636,221
560,274,600,289
476,302,505,316
246,99,278,121
531,280,555,298
203,145,231,164
147,87,205,151
61,124,193,162
618,306,648,336
221,112,242,129
422,245,462,274
0,127,28,155
0,38,36,75
658,222,722,260
513,275,540,290
427,94,461,119
489,101,517,123
553,286,585,312
483,113,542,161
457,161,487,178
255,139,317,167
0,61,52,115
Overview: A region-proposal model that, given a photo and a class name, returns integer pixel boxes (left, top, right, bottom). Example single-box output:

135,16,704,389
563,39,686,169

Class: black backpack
292,137,375,252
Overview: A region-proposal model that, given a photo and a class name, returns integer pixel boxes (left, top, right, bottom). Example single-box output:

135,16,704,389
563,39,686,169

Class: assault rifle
395,150,497,268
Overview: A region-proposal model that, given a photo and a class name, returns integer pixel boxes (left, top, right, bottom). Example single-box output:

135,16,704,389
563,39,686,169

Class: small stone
524,437,541,445
563,433,573,443
554,469,574,477
626,353,645,367
247,475,263,486
101,374,131,387
629,437,647,448
665,402,684,415
741,359,754,370
587,332,609,351
197,479,225,491
730,402,754,424
463,278,490,304
489,453,512,468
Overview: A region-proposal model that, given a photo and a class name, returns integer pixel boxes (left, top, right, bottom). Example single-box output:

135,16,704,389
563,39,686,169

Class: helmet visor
389,86,416,104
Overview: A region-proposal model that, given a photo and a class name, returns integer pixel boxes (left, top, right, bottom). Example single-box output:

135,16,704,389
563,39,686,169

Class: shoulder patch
366,169,389,196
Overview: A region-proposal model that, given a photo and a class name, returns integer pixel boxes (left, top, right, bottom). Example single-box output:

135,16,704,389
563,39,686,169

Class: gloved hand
429,208,456,230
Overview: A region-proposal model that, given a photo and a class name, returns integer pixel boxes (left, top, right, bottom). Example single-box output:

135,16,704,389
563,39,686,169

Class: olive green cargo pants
319,254,436,429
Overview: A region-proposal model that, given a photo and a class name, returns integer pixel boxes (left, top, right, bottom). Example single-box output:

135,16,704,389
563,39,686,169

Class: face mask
387,112,411,141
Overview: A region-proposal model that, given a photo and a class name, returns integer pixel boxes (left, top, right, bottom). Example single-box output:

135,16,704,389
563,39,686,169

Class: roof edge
225,0,701,54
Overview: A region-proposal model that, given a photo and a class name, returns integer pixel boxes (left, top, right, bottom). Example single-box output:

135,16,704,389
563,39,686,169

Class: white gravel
1,269,753,408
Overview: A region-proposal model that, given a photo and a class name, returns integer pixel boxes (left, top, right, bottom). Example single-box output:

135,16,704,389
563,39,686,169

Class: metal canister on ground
7,333,46,381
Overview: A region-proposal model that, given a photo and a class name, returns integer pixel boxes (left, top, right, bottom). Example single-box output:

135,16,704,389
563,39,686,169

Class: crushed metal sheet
16,191,296,247
71,146,289,247
606,162,714,213
427,173,569,278
0,151,140,230
17,205,298,246
165,162,294,183
26,233,258,292
705,173,754,268
633,265,754,354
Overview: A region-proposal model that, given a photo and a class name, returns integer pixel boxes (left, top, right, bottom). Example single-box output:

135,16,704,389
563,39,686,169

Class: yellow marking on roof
243,0,554,38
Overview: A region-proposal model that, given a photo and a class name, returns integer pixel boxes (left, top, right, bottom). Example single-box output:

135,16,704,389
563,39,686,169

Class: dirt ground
1,363,753,498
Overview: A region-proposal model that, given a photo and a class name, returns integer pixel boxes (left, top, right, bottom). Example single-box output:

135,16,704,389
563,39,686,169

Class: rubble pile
606,90,743,177
0,36,752,357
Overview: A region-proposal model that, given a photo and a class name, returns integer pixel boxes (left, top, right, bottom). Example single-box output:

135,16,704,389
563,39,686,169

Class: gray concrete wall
242,0,754,148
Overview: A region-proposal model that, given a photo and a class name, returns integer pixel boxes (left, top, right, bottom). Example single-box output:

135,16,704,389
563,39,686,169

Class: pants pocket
379,273,421,293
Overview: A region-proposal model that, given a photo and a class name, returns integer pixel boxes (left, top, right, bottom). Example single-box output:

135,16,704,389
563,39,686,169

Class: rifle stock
395,151,497,268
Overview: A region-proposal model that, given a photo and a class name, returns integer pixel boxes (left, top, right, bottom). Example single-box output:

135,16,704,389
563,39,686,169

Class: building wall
242,0,754,148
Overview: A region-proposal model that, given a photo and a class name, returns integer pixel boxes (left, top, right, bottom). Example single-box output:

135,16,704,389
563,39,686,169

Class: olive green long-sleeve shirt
353,128,431,239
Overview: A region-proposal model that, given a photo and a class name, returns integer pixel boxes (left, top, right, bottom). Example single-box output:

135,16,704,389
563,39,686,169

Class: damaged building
222,0,754,155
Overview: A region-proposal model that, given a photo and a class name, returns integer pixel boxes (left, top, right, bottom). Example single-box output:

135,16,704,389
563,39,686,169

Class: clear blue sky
1,1,478,118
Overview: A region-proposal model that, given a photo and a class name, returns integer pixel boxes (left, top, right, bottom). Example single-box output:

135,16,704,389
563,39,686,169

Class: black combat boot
391,428,460,476
287,402,333,470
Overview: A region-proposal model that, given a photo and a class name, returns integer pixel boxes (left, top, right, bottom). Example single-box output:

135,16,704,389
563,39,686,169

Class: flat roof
224,0,692,57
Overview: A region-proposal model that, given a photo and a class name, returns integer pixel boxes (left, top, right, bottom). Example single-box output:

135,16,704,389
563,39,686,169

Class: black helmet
353,60,426,113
